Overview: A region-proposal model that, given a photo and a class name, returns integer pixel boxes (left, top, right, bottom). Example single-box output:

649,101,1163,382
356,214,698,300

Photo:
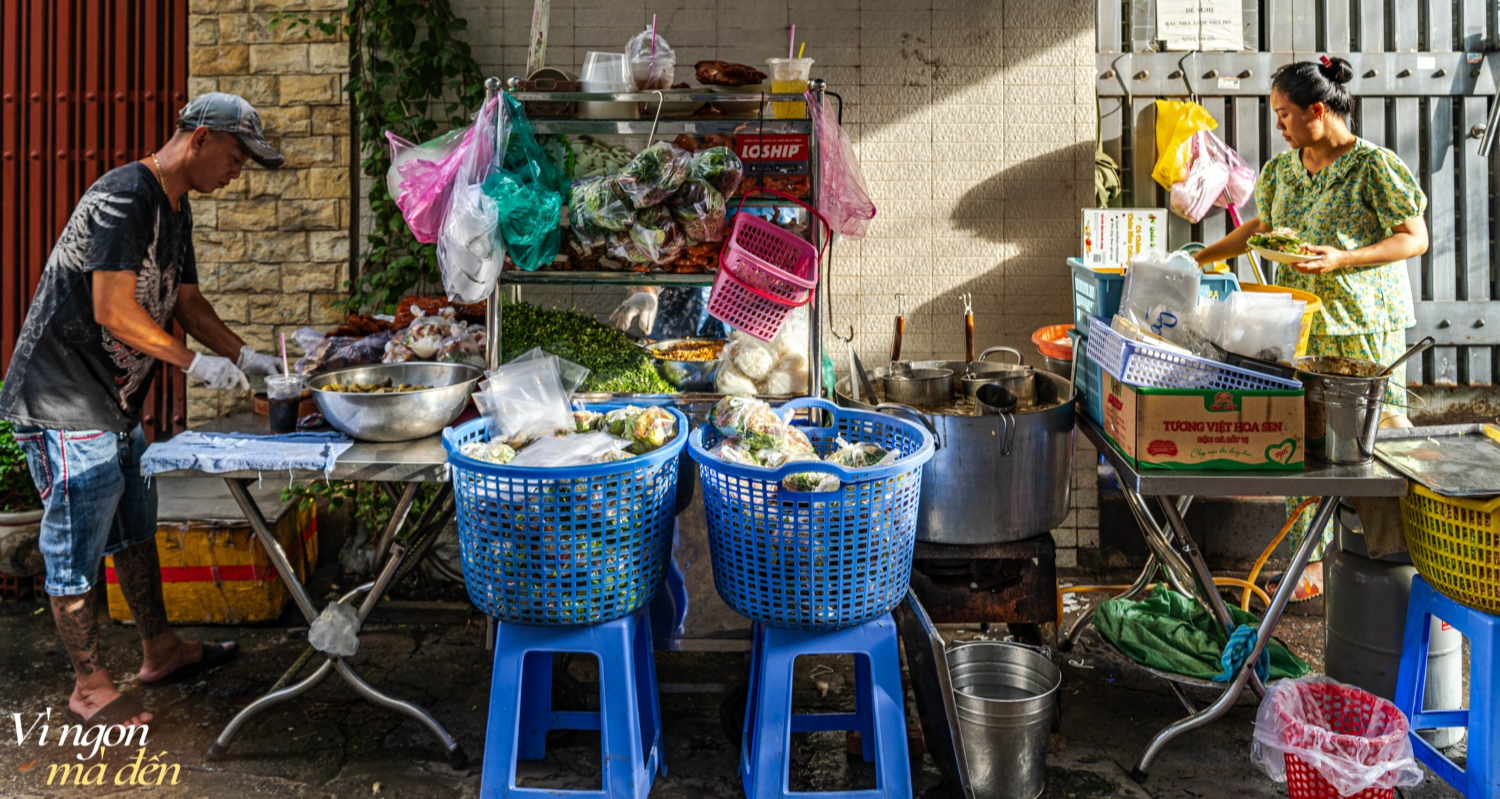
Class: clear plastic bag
710,395,785,449
438,95,508,302
629,205,686,264
475,355,573,440
1119,251,1203,341
617,142,692,208
490,348,590,395
571,176,634,232
508,431,632,467
308,601,359,657
1170,131,1256,224
480,94,569,272
807,90,876,239
669,178,727,244
689,146,745,197
1251,677,1423,796
293,327,394,375
625,28,676,91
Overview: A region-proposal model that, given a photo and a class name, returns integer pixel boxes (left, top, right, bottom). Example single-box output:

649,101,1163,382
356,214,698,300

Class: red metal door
1,0,189,439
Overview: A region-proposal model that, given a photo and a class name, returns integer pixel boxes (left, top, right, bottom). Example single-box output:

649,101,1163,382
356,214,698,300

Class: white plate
1251,245,1319,265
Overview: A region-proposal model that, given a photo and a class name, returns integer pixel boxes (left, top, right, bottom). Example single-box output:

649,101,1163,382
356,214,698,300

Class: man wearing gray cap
0,93,285,730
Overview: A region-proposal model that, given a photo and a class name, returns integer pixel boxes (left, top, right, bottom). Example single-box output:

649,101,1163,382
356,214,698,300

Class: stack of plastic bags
1198,291,1306,364
381,304,486,367
706,396,897,492
462,348,676,467
1118,251,1202,347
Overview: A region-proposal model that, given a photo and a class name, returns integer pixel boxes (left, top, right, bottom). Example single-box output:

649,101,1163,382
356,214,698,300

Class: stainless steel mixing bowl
307,362,482,442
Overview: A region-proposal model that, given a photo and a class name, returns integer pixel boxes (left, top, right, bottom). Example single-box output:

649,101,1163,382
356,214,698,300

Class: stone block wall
185,0,351,423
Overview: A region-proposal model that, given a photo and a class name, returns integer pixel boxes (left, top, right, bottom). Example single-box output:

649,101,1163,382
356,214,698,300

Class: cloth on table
1093,583,1311,682
1350,496,1408,559
142,431,353,479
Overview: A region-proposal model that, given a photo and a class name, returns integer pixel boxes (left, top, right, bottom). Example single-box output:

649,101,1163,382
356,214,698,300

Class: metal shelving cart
478,76,832,405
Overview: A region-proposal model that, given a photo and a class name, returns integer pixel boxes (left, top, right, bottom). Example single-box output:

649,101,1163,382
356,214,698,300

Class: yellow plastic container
1238,283,1323,358
105,502,317,624
1401,484,1500,614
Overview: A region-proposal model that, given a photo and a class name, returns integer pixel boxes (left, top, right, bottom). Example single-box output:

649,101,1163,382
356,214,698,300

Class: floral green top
1254,138,1426,335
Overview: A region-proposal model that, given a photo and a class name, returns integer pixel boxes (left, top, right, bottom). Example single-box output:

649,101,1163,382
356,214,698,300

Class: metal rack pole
483,77,504,370
808,78,826,397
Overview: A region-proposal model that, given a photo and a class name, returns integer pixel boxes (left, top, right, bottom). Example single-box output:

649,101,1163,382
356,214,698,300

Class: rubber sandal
139,641,239,685
64,693,150,729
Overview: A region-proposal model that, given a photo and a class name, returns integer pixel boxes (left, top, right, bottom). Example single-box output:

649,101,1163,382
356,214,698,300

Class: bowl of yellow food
306,362,482,442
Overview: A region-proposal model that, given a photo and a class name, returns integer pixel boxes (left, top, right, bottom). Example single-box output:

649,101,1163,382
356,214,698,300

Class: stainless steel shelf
510,91,806,103
529,119,810,135
1080,415,1407,498
500,270,718,287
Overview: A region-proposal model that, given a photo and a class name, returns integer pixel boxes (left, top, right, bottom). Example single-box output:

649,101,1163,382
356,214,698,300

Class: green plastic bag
482,95,568,271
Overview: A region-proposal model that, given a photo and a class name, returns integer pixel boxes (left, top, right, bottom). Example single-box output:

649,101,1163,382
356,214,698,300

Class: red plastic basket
1276,682,1407,799
707,188,829,341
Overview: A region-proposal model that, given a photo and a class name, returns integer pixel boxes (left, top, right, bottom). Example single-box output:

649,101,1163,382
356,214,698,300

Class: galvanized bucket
947,642,1061,799
1294,356,1390,465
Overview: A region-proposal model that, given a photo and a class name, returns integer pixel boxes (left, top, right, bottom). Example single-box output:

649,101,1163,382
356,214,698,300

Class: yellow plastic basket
1239,283,1323,358
1401,483,1500,613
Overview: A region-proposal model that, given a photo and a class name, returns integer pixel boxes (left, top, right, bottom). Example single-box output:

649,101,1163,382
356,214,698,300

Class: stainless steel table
150,414,465,767
1066,417,1406,782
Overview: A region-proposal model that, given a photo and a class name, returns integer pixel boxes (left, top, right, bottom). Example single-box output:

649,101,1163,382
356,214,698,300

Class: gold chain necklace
149,152,180,212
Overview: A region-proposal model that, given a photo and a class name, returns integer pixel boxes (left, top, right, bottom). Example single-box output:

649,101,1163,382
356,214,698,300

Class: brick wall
444,0,1101,564
185,0,351,423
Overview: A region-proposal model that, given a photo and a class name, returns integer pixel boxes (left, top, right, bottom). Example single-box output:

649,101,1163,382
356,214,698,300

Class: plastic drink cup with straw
767,56,814,118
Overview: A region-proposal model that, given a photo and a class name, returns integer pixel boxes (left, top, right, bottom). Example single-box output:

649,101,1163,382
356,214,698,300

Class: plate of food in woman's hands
1249,228,1319,264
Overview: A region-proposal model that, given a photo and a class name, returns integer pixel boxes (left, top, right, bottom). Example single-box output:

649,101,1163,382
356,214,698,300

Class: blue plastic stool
740,615,911,798
1394,575,1498,798
481,608,664,798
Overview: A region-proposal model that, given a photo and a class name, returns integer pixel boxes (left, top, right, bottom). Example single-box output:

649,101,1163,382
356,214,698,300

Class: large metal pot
836,369,1076,545
883,367,955,406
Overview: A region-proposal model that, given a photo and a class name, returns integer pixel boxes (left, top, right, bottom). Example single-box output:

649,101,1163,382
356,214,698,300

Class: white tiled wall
441,0,1101,563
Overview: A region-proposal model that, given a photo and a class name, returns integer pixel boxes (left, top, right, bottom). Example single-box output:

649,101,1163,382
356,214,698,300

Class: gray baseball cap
177,92,285,169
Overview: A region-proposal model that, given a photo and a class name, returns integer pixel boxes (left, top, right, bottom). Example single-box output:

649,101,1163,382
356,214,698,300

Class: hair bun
1319,56,1354,85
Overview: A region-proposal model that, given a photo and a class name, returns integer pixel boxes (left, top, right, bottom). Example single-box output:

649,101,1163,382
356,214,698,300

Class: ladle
1378,335,1436,378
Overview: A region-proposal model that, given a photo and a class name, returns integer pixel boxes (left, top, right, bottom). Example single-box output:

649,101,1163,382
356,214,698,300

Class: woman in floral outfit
1194,56,1430,601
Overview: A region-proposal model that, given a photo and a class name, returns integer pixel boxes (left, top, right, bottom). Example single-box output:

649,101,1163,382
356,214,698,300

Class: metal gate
1097,0,1500,401
1,0,190,439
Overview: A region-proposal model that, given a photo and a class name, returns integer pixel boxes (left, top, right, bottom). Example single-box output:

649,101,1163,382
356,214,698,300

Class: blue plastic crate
1086,316,1302,392
1071,329,1104,426
688,398,935,631
443,405,688,626
1069,257,1240,337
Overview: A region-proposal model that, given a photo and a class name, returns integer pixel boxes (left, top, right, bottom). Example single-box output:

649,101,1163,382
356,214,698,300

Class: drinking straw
798,42,806,59
280,332,290,376
651,14,657,59
788,25,795,58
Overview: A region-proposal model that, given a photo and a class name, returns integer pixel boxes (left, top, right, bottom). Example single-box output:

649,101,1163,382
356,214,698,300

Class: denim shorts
11,425,158,596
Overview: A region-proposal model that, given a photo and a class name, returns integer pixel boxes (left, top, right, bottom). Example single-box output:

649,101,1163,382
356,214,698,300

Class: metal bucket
1294,357,1389,465
947,642,1061,799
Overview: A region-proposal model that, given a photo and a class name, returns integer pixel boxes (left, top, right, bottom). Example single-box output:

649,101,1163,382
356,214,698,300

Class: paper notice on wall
1158,0,1243,52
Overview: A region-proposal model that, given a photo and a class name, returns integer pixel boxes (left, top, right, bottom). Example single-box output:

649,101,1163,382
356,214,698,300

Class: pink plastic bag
385,97,500,244
806,90,875,239
1169,131,1255,223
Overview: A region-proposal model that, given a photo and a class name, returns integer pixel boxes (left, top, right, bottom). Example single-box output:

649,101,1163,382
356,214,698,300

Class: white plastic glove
236,345,284,377
185,353,250,391
608,291,658,337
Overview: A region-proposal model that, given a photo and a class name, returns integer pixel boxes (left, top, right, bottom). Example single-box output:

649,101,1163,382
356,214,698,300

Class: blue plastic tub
688,398,935,631
444,405,689,626
1071,329,1104,426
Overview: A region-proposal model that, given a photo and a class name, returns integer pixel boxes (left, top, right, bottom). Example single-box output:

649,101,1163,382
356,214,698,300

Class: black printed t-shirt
0,162,196,432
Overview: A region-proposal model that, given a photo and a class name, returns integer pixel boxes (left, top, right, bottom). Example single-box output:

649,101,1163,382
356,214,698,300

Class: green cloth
1094,584,1311,681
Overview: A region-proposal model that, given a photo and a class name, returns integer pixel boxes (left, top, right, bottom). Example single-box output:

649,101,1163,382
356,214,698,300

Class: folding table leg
1131,497,1340,782
1060,554,1161,652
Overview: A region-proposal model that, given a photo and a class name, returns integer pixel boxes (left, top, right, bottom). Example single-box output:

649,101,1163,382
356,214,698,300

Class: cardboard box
1081,208,1167,269
105,501,317,625
1100,372,1305,470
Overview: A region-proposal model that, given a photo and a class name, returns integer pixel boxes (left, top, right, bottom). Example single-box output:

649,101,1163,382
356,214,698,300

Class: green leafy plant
273,1,486,313
281,480,443,541
0,385,42,514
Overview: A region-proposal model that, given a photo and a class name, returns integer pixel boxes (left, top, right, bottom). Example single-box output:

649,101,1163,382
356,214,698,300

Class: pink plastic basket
707,188,829,341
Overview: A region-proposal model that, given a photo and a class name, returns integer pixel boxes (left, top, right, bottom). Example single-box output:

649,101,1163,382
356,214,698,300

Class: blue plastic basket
1069,258,1239,337
1071,329,1104,426
1085,315,1302,392
442,405,688,626
688,398,935,631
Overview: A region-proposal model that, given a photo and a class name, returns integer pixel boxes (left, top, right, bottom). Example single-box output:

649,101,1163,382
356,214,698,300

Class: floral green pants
1286,329,1410,561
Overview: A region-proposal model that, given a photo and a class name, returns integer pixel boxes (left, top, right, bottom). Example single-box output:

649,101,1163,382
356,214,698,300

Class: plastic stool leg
597,616,649,799
1468,614,1498,798
516,650,552,761
631,611,666,777
854,651,876,762
740,622,766,790
481,634,527,796
746,631,798,799
865,621,912,797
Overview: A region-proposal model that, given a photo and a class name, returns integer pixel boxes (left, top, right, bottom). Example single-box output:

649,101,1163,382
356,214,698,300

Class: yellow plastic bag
1152,99,1218,190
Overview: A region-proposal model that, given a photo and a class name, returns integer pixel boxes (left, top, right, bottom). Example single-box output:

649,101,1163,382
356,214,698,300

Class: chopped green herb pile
500,302,674,394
